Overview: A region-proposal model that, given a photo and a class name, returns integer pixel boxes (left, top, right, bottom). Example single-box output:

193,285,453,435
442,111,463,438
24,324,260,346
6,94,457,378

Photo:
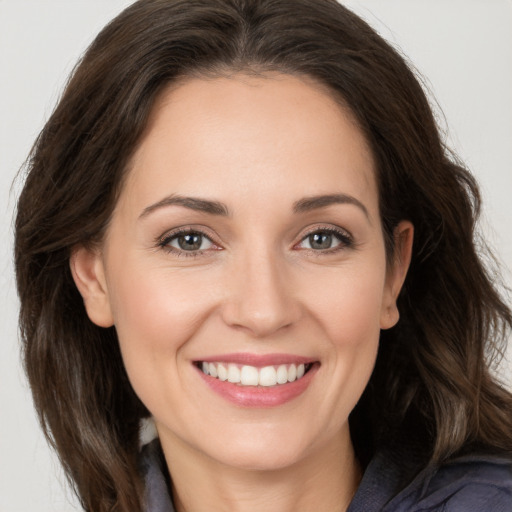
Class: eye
296,228,352,251
163,231,214,252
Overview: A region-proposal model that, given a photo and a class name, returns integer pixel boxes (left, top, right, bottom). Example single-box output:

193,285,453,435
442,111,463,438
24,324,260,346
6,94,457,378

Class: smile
194,354,319,407
200,362,311,387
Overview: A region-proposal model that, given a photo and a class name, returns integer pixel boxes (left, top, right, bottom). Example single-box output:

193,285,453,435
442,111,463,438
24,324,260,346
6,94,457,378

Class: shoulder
389,454,512,512
139,440,176,512
349,449,512,512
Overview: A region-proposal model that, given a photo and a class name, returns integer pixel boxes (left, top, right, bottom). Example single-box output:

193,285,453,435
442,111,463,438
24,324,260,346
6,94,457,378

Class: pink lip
196,352,314,367
194,357,319,408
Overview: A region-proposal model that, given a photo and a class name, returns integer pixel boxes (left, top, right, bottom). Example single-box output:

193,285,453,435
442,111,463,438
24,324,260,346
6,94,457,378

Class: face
72,73,412,471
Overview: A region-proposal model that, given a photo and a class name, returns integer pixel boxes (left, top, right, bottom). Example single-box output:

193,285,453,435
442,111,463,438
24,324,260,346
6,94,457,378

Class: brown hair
14,0,512,510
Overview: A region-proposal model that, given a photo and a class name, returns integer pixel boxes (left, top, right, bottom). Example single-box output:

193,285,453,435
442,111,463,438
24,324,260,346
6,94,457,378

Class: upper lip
195,352,315,367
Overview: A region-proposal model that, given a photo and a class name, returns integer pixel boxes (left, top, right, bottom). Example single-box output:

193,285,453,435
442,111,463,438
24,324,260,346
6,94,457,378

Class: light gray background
1,1,511,511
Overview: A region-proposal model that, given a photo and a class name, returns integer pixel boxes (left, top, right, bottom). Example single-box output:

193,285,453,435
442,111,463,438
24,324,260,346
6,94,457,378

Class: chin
213,446,307,472
199,426,317,472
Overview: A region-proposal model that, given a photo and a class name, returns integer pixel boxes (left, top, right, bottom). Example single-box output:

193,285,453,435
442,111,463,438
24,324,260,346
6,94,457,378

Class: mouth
193,354,319,407
196,361,313,387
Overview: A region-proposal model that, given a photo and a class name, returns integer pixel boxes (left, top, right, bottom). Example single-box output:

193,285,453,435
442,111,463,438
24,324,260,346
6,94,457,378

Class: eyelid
293,224,354,251
155,223,354,257
156,225,223,255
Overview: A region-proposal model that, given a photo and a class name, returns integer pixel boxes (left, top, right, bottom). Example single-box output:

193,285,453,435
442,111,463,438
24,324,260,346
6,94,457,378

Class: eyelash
157,227,219,258
295,226,354,255
156,225,354,258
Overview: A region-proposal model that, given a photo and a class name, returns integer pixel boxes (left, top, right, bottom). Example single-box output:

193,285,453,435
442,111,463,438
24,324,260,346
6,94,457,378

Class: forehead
123,73,378,218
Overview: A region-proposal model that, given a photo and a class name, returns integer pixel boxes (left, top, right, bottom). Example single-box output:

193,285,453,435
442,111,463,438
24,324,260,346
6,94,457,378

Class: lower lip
195,364,319,407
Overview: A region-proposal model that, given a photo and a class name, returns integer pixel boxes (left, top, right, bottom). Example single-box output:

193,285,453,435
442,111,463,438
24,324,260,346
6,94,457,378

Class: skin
72,73,413,512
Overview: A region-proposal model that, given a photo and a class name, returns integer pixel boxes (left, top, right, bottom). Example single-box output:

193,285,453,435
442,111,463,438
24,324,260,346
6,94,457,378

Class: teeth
276,365,288,384
259,366,277,387
201,362,310,386
240,365,259,386
227,364,241,383
217,364,228,381
208,362,218,378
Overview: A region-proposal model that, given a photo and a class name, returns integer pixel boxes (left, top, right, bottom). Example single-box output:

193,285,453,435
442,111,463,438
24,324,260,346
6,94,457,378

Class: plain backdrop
1,1,511,511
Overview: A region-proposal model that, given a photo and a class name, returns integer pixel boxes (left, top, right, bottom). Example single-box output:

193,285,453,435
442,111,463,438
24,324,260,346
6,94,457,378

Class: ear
380,220,414,330
70,246,114,327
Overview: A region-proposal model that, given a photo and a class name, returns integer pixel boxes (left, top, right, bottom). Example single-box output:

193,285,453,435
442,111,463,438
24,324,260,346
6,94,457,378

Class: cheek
109,260,216,339
105,261,218,400
306,263,386,414
309,263,387,346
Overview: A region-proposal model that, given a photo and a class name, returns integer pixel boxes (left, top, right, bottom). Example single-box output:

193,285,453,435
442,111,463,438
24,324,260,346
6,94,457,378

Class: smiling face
72,73,412,472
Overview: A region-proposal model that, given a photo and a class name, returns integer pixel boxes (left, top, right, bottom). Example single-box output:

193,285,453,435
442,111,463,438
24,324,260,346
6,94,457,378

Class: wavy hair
14,0,512,510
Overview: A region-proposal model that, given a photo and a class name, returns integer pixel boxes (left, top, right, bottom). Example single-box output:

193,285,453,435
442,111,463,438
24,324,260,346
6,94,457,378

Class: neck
159,425,361,512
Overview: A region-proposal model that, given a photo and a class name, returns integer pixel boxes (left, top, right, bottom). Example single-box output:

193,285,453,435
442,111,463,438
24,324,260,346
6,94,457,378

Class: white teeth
217,363,228,381
208,362,218,378
227,364,241,383
276,364,288,384
201,362,310,386
276,365,288,384
240,365,259,386
259,366,277,387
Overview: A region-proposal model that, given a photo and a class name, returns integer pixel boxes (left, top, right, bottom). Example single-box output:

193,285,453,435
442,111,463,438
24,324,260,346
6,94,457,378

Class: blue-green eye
166,232,214,252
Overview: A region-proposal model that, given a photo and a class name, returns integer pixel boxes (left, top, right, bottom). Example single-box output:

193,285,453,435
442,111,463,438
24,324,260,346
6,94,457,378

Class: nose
220,248,301,338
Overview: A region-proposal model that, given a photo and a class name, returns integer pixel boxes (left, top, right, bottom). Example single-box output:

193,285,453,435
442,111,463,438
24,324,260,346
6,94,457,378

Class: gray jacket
140,440,512,511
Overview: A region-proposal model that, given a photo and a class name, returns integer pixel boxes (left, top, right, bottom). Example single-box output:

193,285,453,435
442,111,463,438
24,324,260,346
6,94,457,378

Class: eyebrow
139,194,230,219
293,193,369,218
139,192,369,220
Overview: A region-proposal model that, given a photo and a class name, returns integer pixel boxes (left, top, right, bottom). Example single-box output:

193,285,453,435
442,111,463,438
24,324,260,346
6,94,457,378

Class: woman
14,1,512,511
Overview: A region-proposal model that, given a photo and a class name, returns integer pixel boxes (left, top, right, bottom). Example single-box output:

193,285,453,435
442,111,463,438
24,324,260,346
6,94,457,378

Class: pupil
310,232,332,250
178,233,202,251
